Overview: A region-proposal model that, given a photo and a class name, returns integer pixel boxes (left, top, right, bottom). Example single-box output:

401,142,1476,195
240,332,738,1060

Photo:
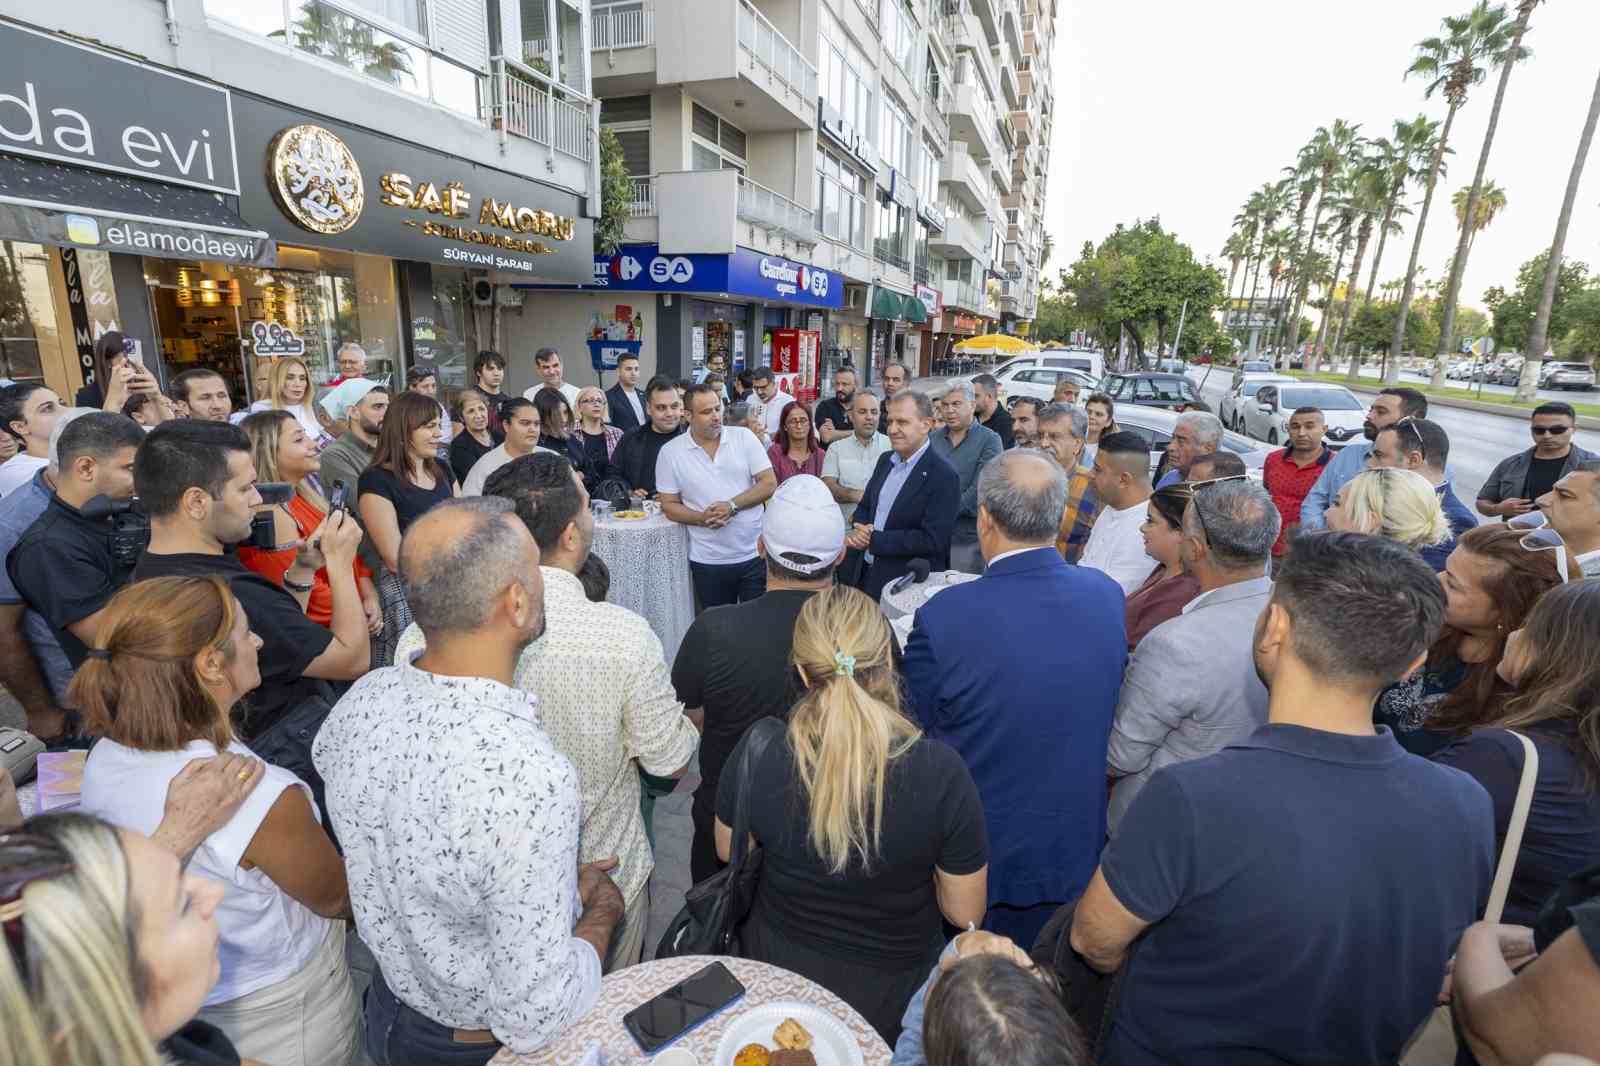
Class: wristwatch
283,573,314,593
727,500,740,517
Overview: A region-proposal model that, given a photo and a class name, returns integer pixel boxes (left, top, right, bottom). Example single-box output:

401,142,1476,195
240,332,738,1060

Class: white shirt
395,568,698,905
1078,500,1155,595
0,453,48,498
821,431,891,522
1577,547,1600,579
760,390,798,438
313,655,601,1053
655,426,774,564
82,738,333,1005
460,442,556,497
526,381,583,413
621,387,645,426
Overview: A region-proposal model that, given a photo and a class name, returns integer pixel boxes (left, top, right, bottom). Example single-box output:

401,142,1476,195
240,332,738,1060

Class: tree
1558,288,1600,358
1282,120,1364,369
1349,299,1425,356
1392,1,1517,383
1518,64,1600,398
1451,179,1509,257
594,127,633,256
1484,250,1590,353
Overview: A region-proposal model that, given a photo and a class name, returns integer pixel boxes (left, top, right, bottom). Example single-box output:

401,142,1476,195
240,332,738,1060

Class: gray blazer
1106,575,1273,834
1477,444,1599,506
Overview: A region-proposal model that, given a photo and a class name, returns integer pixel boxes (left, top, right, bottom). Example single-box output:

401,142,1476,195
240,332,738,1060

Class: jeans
690,556,766,611
364,967,501,1066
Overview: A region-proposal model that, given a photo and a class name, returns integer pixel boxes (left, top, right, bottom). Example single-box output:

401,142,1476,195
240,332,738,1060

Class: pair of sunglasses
0,831,74,968
1509,511,1570,582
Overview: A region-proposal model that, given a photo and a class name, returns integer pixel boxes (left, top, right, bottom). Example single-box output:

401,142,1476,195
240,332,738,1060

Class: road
1185,367,1600,506
1315,363,1593,405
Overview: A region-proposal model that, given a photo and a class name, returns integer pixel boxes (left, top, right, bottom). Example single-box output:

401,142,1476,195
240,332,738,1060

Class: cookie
773,1018,812,1051
769,1051,817,1066
733,1043,771,1066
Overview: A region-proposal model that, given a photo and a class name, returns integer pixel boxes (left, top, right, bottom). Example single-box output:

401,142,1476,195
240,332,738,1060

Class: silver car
1542,361,1596,391
1110,403,1272,477
1219,374,1295,433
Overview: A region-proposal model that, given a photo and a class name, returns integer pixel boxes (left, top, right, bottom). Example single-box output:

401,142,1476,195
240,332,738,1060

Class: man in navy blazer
605,353,646,432
904,449,1127,950
842,391,960,600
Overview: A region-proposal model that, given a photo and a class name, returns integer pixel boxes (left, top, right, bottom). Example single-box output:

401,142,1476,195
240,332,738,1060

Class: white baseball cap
761,474,846,573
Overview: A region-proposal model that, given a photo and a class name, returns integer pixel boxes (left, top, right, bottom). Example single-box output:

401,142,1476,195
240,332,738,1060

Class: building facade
0,0,601,405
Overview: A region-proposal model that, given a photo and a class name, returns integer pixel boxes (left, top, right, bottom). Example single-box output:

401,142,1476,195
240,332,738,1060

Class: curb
1329,380,1600,432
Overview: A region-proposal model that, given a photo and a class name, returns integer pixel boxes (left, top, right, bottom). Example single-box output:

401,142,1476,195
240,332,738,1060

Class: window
819,7,874,136
925,51,945,102
880,0,918,72
344,0,422,33
815,147,869,250
875,189,909,268
919,138,941,203
691,103,747,171
601,96,652,176
880,95,912,173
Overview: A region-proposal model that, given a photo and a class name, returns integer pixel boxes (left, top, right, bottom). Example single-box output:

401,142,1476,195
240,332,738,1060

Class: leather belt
452,1028,498,1045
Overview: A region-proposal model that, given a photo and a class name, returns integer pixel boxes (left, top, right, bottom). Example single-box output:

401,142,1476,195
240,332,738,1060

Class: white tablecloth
592,511,695,664
879,570,980,648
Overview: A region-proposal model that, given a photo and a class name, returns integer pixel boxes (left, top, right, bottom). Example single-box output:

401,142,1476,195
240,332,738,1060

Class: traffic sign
1472,336,1496,357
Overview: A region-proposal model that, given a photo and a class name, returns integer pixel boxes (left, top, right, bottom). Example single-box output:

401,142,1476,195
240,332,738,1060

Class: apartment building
0,0,600,403
516,0,1057,388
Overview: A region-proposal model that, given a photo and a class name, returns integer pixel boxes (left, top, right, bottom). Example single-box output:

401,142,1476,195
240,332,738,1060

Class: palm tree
1450,179,1509,258
1221,227,1254,329
1283,121,1364,367
1335,159,1391,377
1389,1,1518,384
1312,176,1360,369
1434,0,1538,386
1517,66,1600,401
1364,117,1440,311
1239,181,1291,358
1275,153,1321,358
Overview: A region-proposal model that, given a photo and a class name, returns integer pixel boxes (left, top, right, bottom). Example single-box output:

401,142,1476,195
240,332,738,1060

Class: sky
1044,0,1600,323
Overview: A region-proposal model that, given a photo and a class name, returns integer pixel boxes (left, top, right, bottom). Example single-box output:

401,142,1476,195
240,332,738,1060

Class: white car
996,365,1099,406
1112,404,1272,478
1240,382,1366,447
1219,374,1295,433
1541,361,1596,391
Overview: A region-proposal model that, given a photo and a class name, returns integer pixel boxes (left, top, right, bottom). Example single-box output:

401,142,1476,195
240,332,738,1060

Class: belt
452,1029,498,1045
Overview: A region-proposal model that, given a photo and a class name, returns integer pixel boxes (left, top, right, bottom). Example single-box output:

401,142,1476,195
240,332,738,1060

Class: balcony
949,83,1001,164
592,0,655,50
629,176,657,217
930,210,990,262
488,58,594,162
655,168,812,255
1001,1,1023,58
655,0,817,131
940,278,987,314
738,175,815,241
1011,108,1032,146
923,82,952,144
940,140,990,213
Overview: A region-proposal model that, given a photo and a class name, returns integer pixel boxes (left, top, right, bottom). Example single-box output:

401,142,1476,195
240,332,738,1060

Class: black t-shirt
717,730,987,962
449,431,496,485
672,590,814,798
357,465,453,532
1523,454,1569,501
7,494,138,666
980,404,1015,449
813,396,851,441
75,382,105,410
133,550,331,735
608,423,686,497
163,1019,241,1066
578,431,610,490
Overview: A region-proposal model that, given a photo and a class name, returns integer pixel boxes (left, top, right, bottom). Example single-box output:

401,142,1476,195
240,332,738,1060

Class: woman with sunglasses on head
1324,468,1451,566
1428,580,1600,927
1375,525,1564,757
1123,483,1201,651
73,576,357,1066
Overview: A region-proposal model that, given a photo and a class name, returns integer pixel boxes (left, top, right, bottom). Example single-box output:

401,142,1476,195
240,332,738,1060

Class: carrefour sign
536,244,842,309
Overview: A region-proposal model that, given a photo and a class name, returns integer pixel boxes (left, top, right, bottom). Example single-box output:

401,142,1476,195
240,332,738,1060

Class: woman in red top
1123,482,1201,650
238,410,381,631
767,400,824,484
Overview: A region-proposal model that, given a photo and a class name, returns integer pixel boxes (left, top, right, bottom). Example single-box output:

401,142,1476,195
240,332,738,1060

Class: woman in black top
532,387,584,466
717,586,989,1044
448,389,497,485
1,811,246,1066
358,391,455,666
1432,580,1600,927
571,386,623,493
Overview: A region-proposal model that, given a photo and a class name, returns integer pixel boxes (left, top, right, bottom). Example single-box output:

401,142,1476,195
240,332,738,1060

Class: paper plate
713,1002,866,1066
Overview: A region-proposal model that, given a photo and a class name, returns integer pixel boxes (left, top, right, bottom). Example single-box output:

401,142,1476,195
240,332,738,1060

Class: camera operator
131,421,368,801
8,412,146,672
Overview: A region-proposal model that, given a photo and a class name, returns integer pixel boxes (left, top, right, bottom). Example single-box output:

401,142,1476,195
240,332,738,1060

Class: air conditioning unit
471,274,494,306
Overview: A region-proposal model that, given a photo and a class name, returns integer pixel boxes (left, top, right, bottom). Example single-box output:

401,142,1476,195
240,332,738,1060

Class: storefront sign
0,23,238,194
250,321,305,356
816,100,878,174
916,283,942,319
234,96,593,283
0,202,274,267
542,244,843,309
950,312,980,335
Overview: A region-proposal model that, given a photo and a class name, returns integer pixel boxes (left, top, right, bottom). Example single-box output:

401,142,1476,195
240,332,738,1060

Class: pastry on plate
773,1018,812,1051
732,1043,771,1066
768,1051,817,1066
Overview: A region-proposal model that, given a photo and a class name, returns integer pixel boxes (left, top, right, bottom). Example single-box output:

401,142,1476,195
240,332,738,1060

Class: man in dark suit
605,352,646,432
842,390,959,600
904,449,1127,951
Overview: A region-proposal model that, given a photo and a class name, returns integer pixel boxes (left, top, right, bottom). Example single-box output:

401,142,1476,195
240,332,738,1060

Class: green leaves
594,127,633,258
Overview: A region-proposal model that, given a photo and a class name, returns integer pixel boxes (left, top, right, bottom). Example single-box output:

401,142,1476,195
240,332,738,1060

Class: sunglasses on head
1392,417,1427,460
1188,474,1249,545
1509,511,1570,582
1531,424,1571,436
0,831,74,970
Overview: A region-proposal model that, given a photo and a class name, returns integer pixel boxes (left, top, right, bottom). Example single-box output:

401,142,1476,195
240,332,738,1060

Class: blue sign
516,244,844,310
588,338,639,372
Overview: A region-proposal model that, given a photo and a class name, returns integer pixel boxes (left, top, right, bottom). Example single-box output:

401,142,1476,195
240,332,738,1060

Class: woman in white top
75,575,357,1066
249,356,330,450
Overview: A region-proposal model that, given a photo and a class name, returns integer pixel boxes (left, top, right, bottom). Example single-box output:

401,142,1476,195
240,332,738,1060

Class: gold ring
237,768,251,780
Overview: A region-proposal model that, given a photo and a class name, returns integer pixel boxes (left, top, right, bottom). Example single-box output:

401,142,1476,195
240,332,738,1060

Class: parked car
1446,361,1474,381
962,349,1103,386
1233,360,1275,383
1219,374,1296,433
1099,372,1204,411
1492,360,1525,387
1240,383,1366,447
1540,361,1596,391
1111,404,1271,478
1156,358,1187,374
995,365,1099,407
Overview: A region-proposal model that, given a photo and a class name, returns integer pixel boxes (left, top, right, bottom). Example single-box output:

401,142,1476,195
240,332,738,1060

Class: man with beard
1299,387,1426,530
813,367,860,445
1010,397,1043,450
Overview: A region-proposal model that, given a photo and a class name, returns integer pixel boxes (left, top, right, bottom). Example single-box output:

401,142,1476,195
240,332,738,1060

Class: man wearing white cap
671,474,845,883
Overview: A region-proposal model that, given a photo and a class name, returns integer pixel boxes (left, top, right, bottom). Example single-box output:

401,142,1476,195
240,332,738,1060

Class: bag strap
1483,730,1540,923
729,717,784,866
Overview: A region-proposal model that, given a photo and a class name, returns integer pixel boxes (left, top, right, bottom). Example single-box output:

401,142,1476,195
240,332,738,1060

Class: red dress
238,494,372,627
766,441,824,484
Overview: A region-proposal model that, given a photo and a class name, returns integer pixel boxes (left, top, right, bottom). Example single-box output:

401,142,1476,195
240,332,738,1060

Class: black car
1099,372,1204,411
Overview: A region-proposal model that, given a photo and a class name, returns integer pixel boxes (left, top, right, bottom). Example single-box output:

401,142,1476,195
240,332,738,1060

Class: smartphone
621,961,745,1054
328,479,349,515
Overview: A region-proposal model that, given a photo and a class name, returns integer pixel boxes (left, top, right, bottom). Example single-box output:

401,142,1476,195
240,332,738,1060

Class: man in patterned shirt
1037,404,1099,563
397,452,698,970
315,498,624,1065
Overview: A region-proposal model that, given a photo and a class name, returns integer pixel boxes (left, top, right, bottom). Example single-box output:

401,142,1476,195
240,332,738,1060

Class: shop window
421,265,486,394
691,104,747,172
0,242,63,385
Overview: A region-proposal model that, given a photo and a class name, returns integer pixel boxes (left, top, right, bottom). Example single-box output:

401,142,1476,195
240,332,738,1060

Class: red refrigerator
769,329,821,404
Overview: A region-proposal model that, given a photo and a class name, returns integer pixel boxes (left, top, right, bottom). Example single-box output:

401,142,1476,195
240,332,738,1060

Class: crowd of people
1,344,1599,1066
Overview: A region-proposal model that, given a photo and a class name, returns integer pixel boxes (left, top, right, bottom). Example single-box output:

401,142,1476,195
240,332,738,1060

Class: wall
499,291,659,395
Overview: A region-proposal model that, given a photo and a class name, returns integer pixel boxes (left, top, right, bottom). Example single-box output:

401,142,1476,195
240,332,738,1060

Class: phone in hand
621,961,745,1054
121,337,143,371
328,479,349,515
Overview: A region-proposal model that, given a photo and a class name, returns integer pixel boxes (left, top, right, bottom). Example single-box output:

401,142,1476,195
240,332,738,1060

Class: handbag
655,717,784,959
1401,730,1540,1066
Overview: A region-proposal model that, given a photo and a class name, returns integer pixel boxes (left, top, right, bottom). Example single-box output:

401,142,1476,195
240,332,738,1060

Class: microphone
906,558,932,585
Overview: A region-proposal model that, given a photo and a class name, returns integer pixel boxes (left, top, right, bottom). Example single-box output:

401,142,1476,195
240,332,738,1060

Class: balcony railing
592,0,655,49
737,175,815,242
737,0,817,102
630,176,657,217
490,58,594,163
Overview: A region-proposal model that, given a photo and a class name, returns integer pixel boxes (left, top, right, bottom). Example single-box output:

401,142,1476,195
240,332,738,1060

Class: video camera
80,494,150,565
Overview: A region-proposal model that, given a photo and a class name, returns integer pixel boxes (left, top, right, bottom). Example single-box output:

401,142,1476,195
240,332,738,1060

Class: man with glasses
1366,417,1476,570
1534,459,1600,578
1477,402,1598,521
1105,476,1278,834
1300,387,1427,530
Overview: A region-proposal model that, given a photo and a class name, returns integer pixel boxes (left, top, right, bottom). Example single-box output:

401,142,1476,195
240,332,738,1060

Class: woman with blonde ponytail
714,585,989,1044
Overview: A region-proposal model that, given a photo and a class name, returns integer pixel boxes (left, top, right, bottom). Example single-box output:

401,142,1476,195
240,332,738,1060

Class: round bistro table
590,510,695,665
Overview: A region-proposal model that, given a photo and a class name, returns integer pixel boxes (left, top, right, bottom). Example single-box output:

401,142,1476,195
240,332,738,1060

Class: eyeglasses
1531,424,1572,436
0,831,74,968
1510,511,1570,582
1188,474,1249,546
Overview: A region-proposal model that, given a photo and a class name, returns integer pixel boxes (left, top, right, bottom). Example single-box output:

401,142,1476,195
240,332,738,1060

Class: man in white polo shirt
657,382,778,609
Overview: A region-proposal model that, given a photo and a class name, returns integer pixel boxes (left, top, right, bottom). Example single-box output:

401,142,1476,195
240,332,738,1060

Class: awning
0,153,275,266
870,286,904,320
900,294,929,325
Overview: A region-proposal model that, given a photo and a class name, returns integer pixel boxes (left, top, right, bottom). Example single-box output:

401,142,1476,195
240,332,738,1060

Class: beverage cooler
769,329,821,404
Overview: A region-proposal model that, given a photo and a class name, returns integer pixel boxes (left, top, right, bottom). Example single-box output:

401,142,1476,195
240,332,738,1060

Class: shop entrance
146,270,248,406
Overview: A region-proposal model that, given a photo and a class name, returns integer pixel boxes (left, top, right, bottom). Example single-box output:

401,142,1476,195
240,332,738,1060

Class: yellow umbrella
953,333,1038,357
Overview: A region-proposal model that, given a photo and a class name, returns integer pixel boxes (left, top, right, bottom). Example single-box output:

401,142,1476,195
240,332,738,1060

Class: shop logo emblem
650,256,694,285
64,214,101,246
810,269,829,299
612,255,643,281
268,125,365,235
